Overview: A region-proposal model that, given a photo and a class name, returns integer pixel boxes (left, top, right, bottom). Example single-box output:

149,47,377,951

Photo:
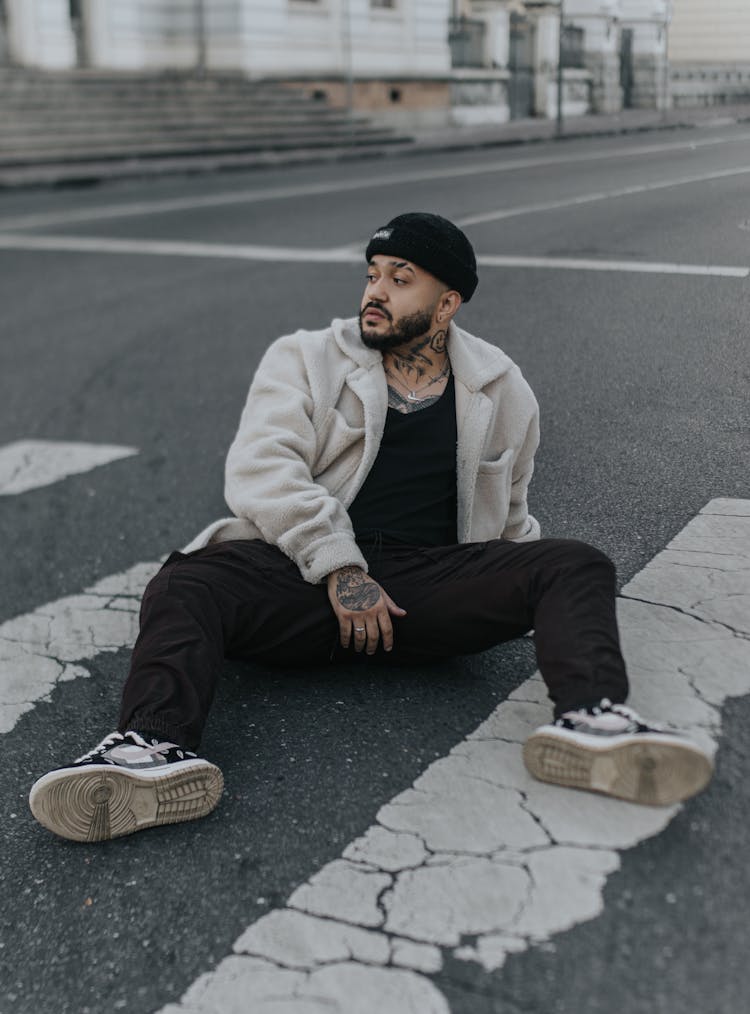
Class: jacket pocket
473,448,515,539
477,447,515,475
313,406,366,478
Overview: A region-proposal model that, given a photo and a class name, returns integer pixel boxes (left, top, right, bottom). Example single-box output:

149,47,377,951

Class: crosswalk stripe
0,439,137,495
151,498,749,1014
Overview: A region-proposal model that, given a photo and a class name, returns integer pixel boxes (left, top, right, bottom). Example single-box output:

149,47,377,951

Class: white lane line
0,440,138,496
477,255,749,278
0,561,159,734
0,233,359,263
153,498,750,1014
455,163,750,227
2,132,750,232
0,232,746,279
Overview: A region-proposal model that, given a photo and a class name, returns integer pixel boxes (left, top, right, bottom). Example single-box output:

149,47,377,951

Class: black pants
118,537,628,751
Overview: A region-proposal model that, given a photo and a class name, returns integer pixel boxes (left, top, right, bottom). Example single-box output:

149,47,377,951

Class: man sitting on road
29,212,713,842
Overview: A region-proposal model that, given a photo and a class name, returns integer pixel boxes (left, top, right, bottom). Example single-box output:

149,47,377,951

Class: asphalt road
1,123,749,1014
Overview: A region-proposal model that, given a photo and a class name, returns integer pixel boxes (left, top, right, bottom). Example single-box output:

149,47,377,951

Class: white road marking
0,439,138,496
0,233,745,279
455,163,750,227
0,233,360,263
2,132,750,232
0,561,159,734
149,498,748,1014
477,255,749,278
2,502,747,1010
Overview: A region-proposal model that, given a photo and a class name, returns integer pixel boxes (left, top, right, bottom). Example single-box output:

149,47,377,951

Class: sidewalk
1,101,749,190
409,101,750,152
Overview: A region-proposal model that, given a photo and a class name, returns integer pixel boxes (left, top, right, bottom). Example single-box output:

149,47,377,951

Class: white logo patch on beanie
371,228,393,241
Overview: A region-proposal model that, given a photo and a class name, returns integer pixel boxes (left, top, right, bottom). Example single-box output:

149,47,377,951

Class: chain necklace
385,359,451,402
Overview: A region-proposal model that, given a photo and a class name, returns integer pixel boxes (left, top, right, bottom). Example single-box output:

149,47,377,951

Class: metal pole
195,0,206,76
662,16,670,120
342,0,355,146
556,0,564,136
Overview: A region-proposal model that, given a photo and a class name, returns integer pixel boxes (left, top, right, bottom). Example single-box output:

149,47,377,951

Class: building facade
0,0,692,124
668,0,750,107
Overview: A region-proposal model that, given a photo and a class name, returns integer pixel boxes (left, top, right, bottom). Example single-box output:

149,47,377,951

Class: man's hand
327,566,407,655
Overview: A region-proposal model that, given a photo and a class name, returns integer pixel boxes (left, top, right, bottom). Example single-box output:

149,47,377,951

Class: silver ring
354,626,366,633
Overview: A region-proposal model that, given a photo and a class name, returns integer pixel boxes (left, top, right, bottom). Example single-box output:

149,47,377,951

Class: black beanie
365,212,478,302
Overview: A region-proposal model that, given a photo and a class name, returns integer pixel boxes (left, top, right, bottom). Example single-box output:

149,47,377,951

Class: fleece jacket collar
331,317,514,392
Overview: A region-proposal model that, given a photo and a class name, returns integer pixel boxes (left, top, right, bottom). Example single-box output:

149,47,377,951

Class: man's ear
437,289,462,323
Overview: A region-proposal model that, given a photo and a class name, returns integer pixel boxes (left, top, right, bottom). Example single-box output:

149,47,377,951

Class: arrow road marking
2,501,747,1012
0,233,746,279
0,440,138,495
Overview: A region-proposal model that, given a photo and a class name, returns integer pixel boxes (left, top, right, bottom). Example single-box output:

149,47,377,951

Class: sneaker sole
29,760,224,842
522,731,713,806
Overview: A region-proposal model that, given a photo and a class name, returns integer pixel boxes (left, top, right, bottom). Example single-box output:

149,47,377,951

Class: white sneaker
523,699,713,806
29,730,224,842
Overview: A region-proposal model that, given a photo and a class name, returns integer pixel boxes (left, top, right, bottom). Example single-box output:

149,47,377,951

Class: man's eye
394,277,407,285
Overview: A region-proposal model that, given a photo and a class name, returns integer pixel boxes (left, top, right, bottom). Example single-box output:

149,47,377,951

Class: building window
448,16,485,69
371,0,397,9
561,25,585,69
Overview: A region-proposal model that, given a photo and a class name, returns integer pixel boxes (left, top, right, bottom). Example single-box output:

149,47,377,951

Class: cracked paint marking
0,561,160,733
155,499,750,1013
0,439,138,495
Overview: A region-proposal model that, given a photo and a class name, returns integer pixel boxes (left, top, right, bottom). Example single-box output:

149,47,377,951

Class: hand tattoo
335,568,380,610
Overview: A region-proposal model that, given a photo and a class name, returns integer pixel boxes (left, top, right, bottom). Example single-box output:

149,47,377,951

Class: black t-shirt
347,374,458,547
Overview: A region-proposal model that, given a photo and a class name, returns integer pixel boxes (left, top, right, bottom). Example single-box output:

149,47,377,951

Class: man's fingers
352,619,368,652
337,587,404,653
365,617,379,655
379,612,395,652
350,613,385,655
385,594,407,616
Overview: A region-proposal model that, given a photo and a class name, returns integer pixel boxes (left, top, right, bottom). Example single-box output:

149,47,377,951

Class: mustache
361,301,392,321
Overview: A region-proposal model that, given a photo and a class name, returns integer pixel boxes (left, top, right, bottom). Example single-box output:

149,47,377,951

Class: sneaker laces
75,730,129,763
595,699,667,732
74,730,180,764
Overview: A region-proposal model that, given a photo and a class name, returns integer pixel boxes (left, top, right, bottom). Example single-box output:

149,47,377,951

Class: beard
359,304,435,351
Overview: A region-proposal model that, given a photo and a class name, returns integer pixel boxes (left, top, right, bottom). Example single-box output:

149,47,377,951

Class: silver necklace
385,360,451,402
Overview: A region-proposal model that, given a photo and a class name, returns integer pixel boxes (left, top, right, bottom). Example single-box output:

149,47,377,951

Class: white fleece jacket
184,317,540,583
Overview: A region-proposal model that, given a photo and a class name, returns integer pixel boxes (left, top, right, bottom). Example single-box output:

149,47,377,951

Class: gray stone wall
584,50,622,113
630,54,668,110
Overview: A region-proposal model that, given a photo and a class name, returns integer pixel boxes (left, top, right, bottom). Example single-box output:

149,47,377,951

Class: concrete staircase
0,69,410,185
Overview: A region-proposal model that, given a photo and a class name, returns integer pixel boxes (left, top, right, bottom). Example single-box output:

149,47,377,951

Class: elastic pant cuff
119,714,197,751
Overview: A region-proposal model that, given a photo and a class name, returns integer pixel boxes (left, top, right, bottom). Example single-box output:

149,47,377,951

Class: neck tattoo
385,359,451,401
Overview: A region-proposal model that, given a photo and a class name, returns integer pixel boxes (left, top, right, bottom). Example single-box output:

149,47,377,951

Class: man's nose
366,277,388,302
